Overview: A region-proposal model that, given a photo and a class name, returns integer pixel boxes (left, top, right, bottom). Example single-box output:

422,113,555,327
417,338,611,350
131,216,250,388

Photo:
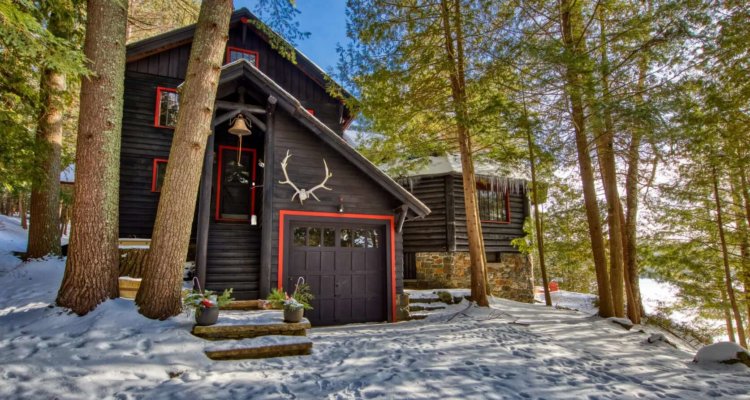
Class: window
226,47,259,67
151,159,168,192
154,87,179,128
476,178,510,223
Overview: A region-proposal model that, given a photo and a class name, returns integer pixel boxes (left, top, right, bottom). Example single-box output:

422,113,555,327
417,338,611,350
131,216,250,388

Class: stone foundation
415,252,534,303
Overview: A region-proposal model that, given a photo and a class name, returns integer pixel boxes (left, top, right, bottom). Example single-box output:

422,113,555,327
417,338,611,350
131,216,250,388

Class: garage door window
292,226,380,249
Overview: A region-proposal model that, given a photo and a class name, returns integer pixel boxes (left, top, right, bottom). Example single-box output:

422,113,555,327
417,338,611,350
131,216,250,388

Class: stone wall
414,251,534,303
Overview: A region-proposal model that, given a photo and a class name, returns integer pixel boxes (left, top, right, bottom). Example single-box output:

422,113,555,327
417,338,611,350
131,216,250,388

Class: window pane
365,230,374,248
340,229,352,247
159,91,179,127
323,228,335,247
230,50,257,65
293,227,306,247
308,228,321,247
353,229,366,248
371,229,380,248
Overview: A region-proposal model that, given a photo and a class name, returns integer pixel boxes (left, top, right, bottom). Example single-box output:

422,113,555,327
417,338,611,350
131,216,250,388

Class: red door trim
215,145,257,222
277,210,397,322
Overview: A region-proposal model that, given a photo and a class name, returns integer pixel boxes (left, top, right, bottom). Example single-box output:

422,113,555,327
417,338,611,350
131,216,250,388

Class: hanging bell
228,114,252,165
229,113,252,136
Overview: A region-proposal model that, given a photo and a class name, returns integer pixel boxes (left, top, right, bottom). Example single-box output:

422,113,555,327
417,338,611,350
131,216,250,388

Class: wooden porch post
195,127,215,289
260,95,277,297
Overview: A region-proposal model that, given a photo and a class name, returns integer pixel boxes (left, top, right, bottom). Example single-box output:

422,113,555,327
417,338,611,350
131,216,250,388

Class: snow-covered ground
535,278,727,342
1,214,748,399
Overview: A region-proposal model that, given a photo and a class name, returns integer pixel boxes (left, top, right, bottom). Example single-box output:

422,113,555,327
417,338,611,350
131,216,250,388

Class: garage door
286,221,387,326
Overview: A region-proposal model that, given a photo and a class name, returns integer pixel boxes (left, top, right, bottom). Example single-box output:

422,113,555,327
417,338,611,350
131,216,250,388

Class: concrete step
204,336,313,360
192,310,310,340
409,313,428,321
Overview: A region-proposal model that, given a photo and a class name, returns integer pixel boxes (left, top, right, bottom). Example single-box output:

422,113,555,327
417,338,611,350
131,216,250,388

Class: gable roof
125,8,354,112
217,59,430,218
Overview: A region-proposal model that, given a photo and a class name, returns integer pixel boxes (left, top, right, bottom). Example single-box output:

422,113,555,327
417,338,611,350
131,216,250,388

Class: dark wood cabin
399,155,529,280
119,9,429,326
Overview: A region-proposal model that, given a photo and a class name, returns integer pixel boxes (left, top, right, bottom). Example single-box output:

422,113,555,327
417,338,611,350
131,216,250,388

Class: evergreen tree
27,0,84,259
136,0,234,319
57,0,128,315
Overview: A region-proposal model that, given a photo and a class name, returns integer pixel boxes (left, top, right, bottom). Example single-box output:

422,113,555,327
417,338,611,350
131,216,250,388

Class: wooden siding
451,175,526,253
400,176,448,252
125,24,344,134
267,109,405,294
402,174,527,254
119,70,183,238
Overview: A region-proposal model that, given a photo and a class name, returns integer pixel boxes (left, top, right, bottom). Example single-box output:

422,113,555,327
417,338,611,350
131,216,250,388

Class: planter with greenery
266,278,313,323
183,279,233,326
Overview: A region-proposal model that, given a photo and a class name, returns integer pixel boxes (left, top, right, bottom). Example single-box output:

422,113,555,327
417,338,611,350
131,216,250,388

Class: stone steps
204,336,313,360
409,304,447,312
220,300,264,311
193,310,313,360
405,290,470,320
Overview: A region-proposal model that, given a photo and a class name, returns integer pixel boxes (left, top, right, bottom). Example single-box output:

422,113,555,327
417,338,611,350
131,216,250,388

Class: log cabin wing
399,155,530,282
119,8,429,326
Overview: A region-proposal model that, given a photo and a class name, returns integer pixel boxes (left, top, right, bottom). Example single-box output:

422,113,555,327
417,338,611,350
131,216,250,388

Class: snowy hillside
1,215,748,399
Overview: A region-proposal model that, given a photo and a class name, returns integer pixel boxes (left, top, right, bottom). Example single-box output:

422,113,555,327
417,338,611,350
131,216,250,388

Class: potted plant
183,281,233,326
283,297,305,323
266,278,313,323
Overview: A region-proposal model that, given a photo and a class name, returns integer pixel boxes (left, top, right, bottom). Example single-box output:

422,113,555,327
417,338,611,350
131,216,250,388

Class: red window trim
151,158,168,192
154,87,178,129
226,46,260,67
215,145,257,222
277,210,398,322
477,181,511,224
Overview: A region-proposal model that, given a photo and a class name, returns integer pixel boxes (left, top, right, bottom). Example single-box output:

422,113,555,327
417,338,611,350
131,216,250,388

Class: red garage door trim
278,210,397,322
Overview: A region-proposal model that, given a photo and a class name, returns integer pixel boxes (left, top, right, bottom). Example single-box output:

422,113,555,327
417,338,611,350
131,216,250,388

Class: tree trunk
720,283,736,343
19,194,27,230
56,0,128,315
136,0,233,319
624,54,649,320
523,94,551,306
119,249,148,278
27,68,66,258
560,0,614,317
438,0,488,306
59,201,70,237
593,6,627,319
711,166,747,348
731,176,750,325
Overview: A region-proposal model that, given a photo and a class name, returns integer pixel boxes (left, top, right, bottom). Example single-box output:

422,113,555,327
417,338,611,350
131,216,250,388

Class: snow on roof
60,164,75,184
397,154,529,193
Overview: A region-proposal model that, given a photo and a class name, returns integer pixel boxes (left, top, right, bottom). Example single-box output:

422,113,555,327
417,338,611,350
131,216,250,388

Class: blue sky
234,1,349,74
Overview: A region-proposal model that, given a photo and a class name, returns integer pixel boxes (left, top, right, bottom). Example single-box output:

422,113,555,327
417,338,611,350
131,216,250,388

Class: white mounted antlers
279,150,333,204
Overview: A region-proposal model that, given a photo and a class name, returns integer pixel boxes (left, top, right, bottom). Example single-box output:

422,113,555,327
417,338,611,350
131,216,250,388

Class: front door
286,221,387,326
215,145,257,221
